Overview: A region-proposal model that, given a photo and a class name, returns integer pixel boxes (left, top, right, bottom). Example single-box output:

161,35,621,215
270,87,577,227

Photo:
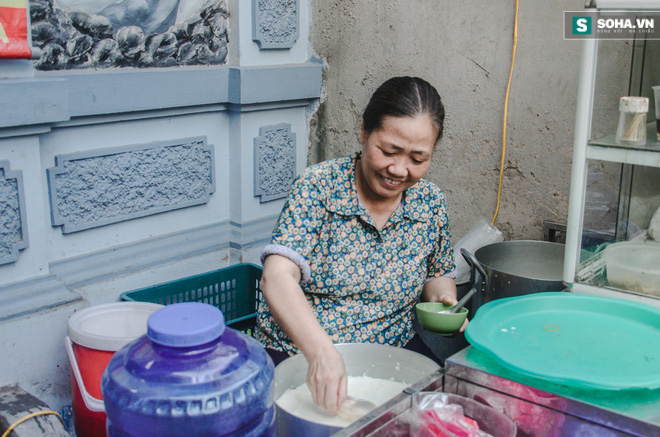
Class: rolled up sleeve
261,172,329,283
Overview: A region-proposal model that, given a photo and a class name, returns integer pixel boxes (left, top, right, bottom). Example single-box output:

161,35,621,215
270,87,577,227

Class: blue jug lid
147,302,225,347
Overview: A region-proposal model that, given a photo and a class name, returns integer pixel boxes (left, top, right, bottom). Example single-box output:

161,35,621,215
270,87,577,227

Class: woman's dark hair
362,76,445,143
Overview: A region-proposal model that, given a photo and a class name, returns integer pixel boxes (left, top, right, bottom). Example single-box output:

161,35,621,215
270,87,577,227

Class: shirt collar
327,152,432,223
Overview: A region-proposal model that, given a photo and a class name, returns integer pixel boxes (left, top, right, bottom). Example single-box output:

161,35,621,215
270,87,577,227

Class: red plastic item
0,5,31,59
70,343,113,437
66,302,162,437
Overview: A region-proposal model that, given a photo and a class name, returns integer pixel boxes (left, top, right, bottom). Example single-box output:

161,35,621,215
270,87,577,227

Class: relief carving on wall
47,138,215,233
254,124,296,203
252,0,298,49
30,0,228,70
0,161,29,265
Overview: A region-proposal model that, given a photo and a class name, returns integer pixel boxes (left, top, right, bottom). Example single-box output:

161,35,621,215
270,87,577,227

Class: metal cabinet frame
564,0,660,308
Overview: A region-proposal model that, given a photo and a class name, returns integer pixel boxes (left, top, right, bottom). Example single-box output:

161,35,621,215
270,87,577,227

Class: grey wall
308,0,631,241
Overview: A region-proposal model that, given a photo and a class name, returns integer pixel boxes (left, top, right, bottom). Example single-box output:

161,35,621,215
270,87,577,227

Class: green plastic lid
465,292,660,390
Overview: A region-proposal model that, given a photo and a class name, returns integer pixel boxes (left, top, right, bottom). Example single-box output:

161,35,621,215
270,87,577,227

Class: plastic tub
604,240,660,295
453,219,504,284
65,302,163,437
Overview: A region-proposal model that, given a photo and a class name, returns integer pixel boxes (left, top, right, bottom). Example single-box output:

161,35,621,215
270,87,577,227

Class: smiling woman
356,115,437,229
256,76,462,416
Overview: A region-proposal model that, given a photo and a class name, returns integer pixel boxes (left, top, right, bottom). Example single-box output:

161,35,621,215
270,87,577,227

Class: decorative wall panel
252,0,299,49
47,137,215,233
0,161,29,265
254,124,296,203
30,0,229,70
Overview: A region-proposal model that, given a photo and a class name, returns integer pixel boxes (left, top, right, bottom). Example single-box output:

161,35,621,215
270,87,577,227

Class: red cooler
65,302,162,437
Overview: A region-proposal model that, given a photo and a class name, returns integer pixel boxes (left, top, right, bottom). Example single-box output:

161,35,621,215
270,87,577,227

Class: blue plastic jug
101,302,275,437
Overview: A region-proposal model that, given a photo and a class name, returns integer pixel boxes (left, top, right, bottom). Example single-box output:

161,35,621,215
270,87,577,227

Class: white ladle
439,285,477,314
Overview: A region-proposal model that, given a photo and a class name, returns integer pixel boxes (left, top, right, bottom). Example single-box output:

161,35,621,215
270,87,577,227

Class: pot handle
65,336,106,413
460,248,489,294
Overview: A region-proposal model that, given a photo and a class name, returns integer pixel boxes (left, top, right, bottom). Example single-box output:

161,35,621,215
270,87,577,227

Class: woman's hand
305,343,347,414
261,254,349,413
422,276,468,332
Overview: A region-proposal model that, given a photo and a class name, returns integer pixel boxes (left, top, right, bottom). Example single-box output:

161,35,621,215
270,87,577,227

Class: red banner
0,0,31,59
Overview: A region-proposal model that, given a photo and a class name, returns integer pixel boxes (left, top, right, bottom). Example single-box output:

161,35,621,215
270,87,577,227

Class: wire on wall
492,0,520,225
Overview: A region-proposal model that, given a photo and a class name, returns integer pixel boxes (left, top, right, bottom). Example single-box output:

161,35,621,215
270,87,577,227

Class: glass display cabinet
564,0,660,307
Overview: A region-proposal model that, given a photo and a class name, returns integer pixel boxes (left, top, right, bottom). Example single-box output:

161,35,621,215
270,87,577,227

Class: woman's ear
360,124,367,145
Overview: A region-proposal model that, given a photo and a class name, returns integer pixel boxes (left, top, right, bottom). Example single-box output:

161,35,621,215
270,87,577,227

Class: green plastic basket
120,263,263,337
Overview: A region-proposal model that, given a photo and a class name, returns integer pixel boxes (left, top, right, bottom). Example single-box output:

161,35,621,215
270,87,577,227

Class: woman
256,76,465,415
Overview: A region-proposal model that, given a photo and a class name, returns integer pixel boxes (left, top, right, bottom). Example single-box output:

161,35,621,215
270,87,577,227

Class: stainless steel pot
274,343,440,437
462,240,566,312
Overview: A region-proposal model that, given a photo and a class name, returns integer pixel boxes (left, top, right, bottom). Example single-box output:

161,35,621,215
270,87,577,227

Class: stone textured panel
254,124,296,203
0,161,29,265
252,0,299,49
48,138,215,234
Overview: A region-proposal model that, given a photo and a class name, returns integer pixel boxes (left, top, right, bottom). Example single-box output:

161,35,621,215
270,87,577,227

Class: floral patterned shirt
256,153,455,354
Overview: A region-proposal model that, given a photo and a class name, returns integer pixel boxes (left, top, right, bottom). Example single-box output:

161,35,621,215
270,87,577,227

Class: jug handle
460,248,489,293
64,336,106,413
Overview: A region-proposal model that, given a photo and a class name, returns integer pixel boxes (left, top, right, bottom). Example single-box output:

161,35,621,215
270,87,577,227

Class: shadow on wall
29,0,229,70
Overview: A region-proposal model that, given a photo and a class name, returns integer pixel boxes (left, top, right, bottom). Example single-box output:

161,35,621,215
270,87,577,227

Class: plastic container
121,263,262,336
615,96,648,146
101,302,275,437
453,219,504,284
604,240,660,296
65,302,163,437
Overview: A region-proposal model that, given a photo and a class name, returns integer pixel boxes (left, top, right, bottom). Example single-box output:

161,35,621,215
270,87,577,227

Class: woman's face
358,114,437,203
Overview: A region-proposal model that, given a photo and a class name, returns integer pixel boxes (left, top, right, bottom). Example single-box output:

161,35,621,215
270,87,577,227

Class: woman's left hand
422,276,469,332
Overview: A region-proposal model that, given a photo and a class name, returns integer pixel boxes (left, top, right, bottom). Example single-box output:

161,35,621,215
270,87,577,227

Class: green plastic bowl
416,302,468,334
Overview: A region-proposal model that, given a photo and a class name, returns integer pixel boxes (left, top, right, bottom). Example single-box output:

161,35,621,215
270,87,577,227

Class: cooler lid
68,302,163,351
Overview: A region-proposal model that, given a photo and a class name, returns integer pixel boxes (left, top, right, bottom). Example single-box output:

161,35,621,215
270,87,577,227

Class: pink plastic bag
410,393,494,437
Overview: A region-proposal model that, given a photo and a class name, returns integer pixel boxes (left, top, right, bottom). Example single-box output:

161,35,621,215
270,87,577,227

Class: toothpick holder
616,96,648,146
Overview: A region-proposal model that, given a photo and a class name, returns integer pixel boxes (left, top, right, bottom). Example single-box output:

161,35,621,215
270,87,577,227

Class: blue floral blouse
256,153,455,354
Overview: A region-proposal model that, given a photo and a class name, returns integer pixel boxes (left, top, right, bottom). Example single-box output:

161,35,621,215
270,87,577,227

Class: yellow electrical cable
492,0,520,225
1,410,63,437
